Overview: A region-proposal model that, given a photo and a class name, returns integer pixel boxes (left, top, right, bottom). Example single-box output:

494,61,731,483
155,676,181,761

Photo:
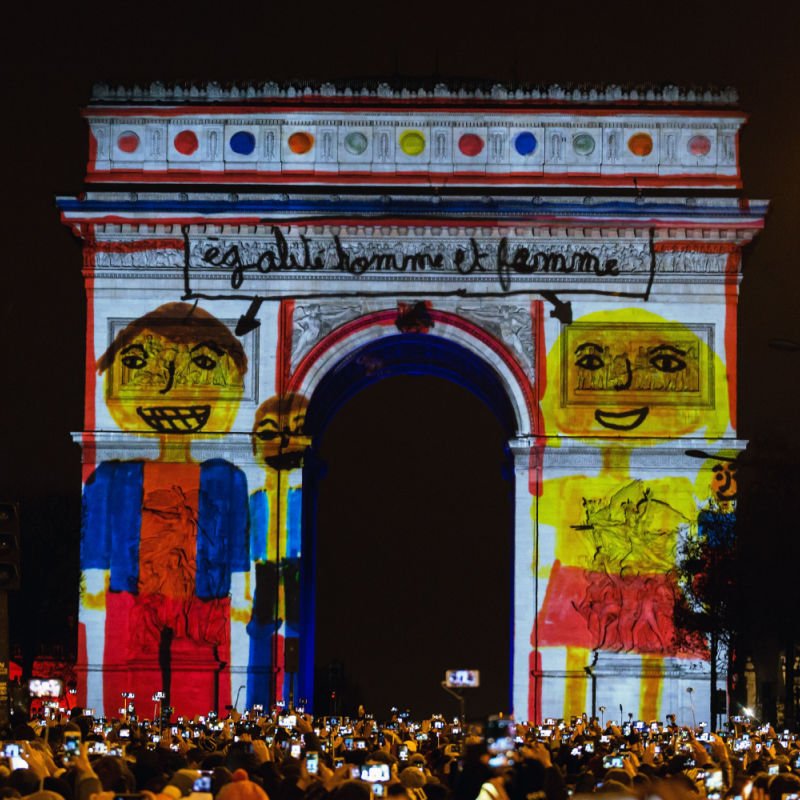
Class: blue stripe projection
56,196,764,222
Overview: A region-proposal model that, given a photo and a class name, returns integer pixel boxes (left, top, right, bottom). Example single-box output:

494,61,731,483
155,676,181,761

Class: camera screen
361,764,391,783
706,771,724,790
486,718,515,755
28,679,63,698
445,670,480,688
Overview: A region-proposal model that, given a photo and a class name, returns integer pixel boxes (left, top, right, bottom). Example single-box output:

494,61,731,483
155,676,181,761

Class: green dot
344,131,368,155
573,133,596,156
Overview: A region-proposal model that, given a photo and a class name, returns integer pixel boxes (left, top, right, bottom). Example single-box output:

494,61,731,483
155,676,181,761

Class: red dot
117,131,139,153
458,133,484,157
688,135,712,156
174,130,199,156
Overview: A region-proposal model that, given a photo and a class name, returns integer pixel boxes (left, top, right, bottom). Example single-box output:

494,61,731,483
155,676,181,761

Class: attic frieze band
85,108,743,188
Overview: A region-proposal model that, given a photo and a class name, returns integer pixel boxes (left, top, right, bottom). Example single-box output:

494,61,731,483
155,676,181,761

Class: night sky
3,3,799,717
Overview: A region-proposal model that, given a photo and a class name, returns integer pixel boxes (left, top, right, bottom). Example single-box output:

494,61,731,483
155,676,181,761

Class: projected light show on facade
59,81,766,721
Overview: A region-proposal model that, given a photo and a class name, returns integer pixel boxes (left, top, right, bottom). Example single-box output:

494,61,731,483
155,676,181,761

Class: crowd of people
0,705,795,800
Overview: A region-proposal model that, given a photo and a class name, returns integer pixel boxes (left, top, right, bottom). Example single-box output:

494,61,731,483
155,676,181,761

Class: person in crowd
0,703,794,800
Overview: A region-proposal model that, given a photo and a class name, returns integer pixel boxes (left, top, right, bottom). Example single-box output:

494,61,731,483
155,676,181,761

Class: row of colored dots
115,130,713,159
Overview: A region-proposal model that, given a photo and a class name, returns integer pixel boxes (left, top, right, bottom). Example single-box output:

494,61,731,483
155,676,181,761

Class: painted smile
594,406,649,431
137,405,211,434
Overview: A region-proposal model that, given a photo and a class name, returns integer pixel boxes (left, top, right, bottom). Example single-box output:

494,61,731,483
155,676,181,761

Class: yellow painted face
690,450,739,511
104,330,244,435
252,393,311,470
711,460,738,503
542,308,730,441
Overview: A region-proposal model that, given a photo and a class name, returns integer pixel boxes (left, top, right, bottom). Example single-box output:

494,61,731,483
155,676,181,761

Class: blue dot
514,131,537,156
230,131,256,155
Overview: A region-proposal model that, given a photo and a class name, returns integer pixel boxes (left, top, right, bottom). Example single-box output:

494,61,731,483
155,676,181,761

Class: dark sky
2,3,799,714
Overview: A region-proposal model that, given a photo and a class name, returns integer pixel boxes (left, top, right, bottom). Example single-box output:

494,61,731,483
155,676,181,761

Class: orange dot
628,132,654,157
288,131,314,154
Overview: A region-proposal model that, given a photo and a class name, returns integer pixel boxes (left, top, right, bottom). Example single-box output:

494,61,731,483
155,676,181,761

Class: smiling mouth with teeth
137,405,211,434
594,407,649,431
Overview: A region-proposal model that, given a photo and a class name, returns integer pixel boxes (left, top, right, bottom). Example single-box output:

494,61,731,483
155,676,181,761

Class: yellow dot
399,130,426,156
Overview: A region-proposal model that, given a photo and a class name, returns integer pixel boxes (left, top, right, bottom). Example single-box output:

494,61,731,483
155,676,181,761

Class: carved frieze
90,236,731,281
185,230,652,298
290,301,366,373
456,301,535,379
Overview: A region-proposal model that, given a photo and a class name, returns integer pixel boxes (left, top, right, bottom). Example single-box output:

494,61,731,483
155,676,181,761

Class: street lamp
584,650,599,721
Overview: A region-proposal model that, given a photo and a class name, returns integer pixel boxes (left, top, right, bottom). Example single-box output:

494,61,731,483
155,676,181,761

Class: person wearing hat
216,770,269,800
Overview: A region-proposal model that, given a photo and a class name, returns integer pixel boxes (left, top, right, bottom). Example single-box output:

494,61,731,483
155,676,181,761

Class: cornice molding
538,437,747,470
73,431,746,470
72,431,263,466
90,81,739,107
58,194,768,244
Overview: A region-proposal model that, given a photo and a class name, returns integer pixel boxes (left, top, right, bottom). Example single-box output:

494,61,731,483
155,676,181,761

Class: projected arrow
539,291,573,324
235,298,264,336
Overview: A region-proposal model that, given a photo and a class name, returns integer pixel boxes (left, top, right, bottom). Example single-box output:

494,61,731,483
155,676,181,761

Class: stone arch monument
59,81,766,722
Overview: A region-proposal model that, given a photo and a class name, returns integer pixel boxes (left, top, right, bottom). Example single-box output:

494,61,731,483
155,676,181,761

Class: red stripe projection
277,300,296,395
83,236,97,483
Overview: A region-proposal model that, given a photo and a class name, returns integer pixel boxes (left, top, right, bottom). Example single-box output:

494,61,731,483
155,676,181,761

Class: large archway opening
301,334,517,718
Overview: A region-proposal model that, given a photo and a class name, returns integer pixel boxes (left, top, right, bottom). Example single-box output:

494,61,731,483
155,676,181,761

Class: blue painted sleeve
249,490,268,563
82,461,143,594
229,466,250,573
107,462,144,594
197,460,249,598
287,487,302,559
81,464,113,570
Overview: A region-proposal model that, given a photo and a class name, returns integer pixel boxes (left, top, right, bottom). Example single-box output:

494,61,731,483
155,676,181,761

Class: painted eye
649,353,686,373
256,430,281,441
121,354,146,369
575,353,604,371
192,354,217,370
